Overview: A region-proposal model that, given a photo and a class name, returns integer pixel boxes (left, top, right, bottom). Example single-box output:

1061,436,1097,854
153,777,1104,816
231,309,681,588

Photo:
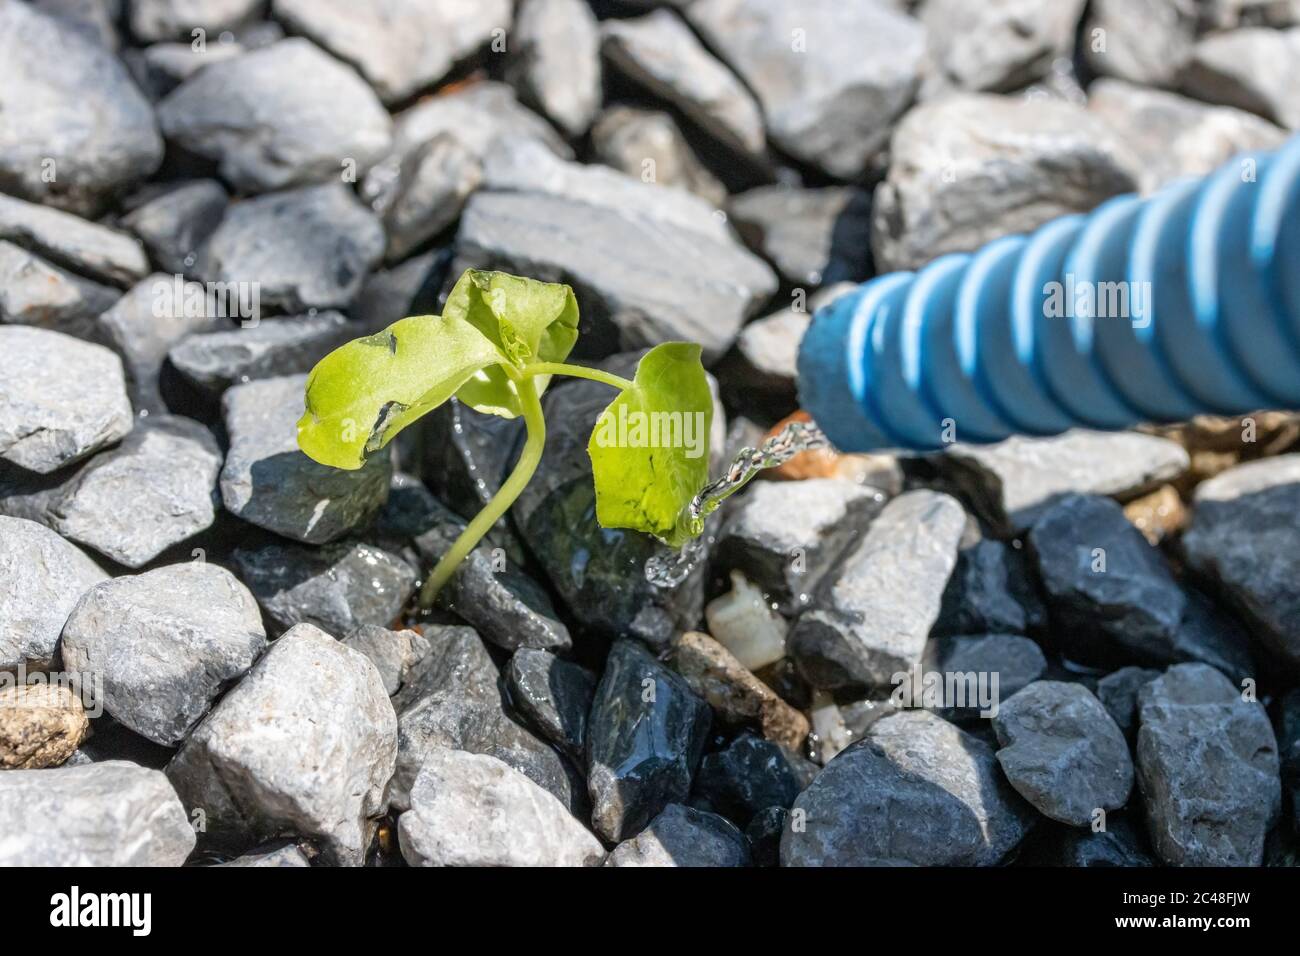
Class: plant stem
418,375,547,608
524,362,633,392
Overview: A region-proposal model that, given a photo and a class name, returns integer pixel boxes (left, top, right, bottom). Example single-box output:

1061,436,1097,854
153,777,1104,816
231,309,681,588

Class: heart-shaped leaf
588,343,713,547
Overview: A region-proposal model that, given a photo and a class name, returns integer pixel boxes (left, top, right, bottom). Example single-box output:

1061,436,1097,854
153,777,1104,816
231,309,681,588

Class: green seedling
296,269,714,607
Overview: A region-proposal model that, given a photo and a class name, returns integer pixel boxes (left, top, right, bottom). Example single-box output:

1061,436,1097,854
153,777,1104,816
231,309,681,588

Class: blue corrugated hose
797,135,1300,453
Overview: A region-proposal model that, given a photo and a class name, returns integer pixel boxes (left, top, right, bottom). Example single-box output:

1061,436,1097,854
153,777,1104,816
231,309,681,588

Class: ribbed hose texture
798,136,1300,453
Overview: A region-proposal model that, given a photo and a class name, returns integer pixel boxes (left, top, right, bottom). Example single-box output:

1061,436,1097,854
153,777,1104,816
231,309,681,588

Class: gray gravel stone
0,327,134,474
96,274,227,413
686,0,925,178
342,625,431,698
219,374,392,544
272,0,513,104
1096,666,1161,739
922,0,1086,92
872,95,1139,272
602,9,765,157
933,430,1190,536
49,416,222,567
200,183,385,312
606,803,750,867
167,623,397,866
454,189,774,364
0,192,148,287
789,490,966,692
232,538,417,637
158,38,392,193
744,805,786,867
1019,812,1156,866
781,710,1034,866
725,283,857,399
374,133,481,264
1136,663,1280,866
0,1,163,216
399,748,604,867
34,0,121,50
1029,494,1252,676
505,648,597,763
729,186,872,288
61,562,267,745
412,498,572,654
1088,79,1287,194
121,179,228,275
0,241,121,340
1182,455,1300,668
128,0,261,42
168,311,355,396
1280,689,1300,832
391,625,580,814
933,539,1047,637
215,844,311,867
693,733,817,826
922,633,1048,722
993,681,1133,826
1083,0,1200,88
508,0,602,137
587,639,713,842
128,39,247,99
1181,27,1300,130
591,106,727,206
0,760,194,866
0,516,107,670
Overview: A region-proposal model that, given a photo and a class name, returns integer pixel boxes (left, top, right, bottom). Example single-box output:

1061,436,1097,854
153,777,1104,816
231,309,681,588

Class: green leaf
444,270,580,418
588,343,713,547
297,314,506,470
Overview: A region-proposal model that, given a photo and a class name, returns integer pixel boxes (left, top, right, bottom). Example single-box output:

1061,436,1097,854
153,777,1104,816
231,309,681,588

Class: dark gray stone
1136,663,1280,866
0,515,107,671
587,639,713,842
744,805,787,868
0,327,134,475
601,9,765,157
606,803,750,867
729,186,872,288
60,562,266,745
872,96,1138,272
1018,812,1155,866
168,624,397,865
0,192,148,286
232,538,418,637
1182,455,1300,668
686,0,925,178
121,179,229,275
781,710,1034,866
0,761,194,866
1095,666,1161,739
0,1,163,216
158,38,392,194
934,539,1047,637
508,0,602,137
342,625,431,698
933,430,1189,536
96,274,227,413
271,0,513,104
374,133,481,264
0,241,120,340
1029,494,1253,676
1279,689,1300,832
713,477,883,616
168,311,356,396
789,490,966,692
199,183,385,312
49,416,222,567
219,374,392,545
993,681,1133,826
391,625,580,814
922,633,1048,722
505,648,597,763
693,733,817,827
